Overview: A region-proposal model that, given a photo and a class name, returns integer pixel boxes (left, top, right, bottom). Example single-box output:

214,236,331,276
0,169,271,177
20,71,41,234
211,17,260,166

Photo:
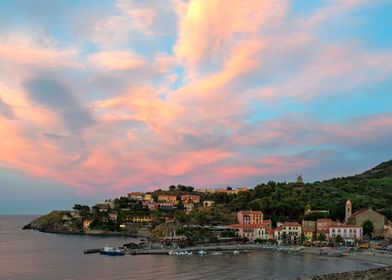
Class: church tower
345,200,352,223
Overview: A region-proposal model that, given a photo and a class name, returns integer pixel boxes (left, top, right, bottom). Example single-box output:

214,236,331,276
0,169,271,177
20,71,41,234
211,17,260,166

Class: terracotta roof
228,222,271,229
274,226,284,232
238,210,263,215
351,208,369,217
330,224,362,229
316,219,333,222
128,192,144,196
283,222,301,227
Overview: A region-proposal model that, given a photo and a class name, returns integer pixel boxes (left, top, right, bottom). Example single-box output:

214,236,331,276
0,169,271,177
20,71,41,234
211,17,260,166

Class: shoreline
24,228,147,238
131,244,392,266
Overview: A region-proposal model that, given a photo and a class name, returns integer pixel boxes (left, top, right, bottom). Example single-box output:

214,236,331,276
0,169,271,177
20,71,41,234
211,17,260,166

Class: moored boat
100,246,125,256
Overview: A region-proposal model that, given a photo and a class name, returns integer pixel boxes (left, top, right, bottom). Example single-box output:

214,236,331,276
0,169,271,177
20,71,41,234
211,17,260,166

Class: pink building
316,218,337,237
229,220,272,241
237,211,263,224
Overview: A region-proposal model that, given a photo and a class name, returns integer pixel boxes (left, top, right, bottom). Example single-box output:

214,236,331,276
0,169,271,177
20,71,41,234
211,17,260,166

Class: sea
0,216,381,280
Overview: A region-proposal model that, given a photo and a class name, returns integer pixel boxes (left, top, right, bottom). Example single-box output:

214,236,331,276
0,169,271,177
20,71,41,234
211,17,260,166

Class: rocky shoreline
297,265,392,280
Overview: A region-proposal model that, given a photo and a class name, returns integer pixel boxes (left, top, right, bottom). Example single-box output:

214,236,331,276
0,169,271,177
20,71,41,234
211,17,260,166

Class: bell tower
345,200,352,223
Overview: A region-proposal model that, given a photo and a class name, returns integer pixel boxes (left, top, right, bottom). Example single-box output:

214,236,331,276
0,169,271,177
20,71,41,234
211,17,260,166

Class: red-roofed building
274,222,302,244
328,224,363,242
237,211,263,224
228,221,272,241
316,219,337,237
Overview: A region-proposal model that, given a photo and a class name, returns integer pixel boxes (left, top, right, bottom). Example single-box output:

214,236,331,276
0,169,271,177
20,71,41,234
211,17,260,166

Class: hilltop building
158,195,178,204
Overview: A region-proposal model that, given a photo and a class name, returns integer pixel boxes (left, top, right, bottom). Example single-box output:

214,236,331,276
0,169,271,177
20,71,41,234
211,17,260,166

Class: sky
1,0,392,214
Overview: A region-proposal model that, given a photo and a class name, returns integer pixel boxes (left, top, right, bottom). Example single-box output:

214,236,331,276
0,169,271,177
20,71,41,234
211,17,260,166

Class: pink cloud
88,51,145,70
174,0,288,74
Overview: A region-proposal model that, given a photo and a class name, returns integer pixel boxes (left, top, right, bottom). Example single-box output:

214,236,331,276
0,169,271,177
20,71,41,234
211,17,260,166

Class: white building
329,224,363,242
274,222,302,244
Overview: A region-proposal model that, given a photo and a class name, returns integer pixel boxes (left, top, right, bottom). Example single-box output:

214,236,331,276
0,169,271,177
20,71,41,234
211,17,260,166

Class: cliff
23,210,82,233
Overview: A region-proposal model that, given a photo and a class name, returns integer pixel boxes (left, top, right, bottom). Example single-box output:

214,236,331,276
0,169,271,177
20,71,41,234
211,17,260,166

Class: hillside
355,159,392,182
206,159,392,223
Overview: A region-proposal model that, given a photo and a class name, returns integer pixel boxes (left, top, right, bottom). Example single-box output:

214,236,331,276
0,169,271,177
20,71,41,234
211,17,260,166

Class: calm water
0,216,381,280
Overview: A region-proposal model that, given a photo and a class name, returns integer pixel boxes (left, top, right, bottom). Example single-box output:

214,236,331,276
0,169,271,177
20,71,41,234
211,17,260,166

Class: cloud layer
0,0,392,199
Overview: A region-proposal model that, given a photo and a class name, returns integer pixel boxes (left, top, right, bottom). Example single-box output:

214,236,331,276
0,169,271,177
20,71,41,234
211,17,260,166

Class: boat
211,251,223,255
233,250,240,255
100,246,125,256
197,250,207,255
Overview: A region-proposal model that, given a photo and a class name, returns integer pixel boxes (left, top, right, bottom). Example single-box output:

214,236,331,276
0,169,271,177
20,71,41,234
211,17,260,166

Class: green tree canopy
362,220,374,236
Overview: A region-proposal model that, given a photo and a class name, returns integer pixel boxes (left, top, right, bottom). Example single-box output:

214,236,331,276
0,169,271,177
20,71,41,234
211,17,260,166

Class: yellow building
304,231,314,241
143,194,153,201
130,216,153,223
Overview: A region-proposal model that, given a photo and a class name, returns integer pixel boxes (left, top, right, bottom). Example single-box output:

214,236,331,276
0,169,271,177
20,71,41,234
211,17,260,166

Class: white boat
233,250,240,255
211,251,223,255
197,250,207,255
100,246,125,256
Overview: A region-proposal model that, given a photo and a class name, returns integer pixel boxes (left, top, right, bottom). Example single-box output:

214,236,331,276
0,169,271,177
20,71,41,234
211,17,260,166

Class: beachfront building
274,222,302,244
228,210,271,241
229,221,272,241
237,210,263,224
328,224,363,242
347,207,387,237
302,220,316,241
316,219,337,238
384,221,392,240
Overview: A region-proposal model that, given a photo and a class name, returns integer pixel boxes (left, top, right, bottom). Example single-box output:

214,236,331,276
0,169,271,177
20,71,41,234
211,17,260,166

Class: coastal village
36,183,392,251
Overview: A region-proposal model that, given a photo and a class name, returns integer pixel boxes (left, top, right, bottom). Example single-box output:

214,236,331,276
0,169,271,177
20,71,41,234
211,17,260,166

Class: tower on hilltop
345,200,352,223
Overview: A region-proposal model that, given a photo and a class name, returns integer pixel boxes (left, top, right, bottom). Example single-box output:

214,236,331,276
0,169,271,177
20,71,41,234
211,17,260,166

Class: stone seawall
297,266,392,280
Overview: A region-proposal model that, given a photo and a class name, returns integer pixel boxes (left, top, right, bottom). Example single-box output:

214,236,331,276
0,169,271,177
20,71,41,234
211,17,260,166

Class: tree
282,232,288,244
318,233,326,242
362,220,374,237
335,235,344,244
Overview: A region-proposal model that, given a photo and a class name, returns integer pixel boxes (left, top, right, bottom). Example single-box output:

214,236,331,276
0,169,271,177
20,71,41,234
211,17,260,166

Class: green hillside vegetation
212,160,392,222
